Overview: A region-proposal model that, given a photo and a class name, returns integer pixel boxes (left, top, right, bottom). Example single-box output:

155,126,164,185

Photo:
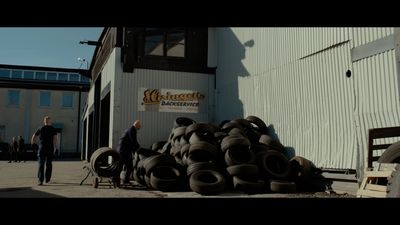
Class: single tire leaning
189,170,226,195
378,141,400,164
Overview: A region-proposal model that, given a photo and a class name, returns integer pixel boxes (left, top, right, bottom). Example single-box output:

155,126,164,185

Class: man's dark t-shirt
34,125,57,153
117,126,140,155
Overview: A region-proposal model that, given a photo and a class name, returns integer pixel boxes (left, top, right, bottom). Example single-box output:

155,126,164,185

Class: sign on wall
138,88,205,113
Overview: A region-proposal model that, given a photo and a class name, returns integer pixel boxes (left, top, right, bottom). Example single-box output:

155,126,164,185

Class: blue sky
0,28,103,69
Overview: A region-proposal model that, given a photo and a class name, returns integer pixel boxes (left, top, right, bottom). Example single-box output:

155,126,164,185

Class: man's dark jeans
37,151,53,183
120,152,133,183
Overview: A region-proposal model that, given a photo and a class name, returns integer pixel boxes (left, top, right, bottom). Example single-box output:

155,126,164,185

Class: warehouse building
0,64,90,158
83,27,400,178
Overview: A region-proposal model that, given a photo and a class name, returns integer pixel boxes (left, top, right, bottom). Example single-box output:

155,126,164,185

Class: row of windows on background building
7,90,74,108
0,69,89,83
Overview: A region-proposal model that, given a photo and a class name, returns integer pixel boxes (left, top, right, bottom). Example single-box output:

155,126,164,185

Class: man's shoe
8,161,11,163
38,181,43,186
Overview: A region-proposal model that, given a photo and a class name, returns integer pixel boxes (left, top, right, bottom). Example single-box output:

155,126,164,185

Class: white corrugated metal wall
215,27,399,171
111,48,214,150
353,49,400,170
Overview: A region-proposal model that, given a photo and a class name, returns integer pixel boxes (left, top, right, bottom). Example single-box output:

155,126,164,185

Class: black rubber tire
245,128,262,144
137,148,160,160
179,136,189,146
172,127,187,141
221,121,244,132
93,177,99,188
180,144,190,157
189,132,215,145
151,141,167,151
233,176,266,193
133,168,140,183
174,117,196,128
219,120,231,128
378,141,400,164
226,164,259,177
189,142,219,159
289,156,314,182
144,174,152,189
270,180,296,193
187,151,217,165
143,154,176,176
259,151,291,179
259,134,285,151
232,118,252,129
228,128,247,137
221,136,251,153
185,123,215,140
159,142,172,154
245,115,267,131
250,143,269,154
224,146,256,166
187,162,219,177
189,170,225,195
150,166,181,191
90,147,121,178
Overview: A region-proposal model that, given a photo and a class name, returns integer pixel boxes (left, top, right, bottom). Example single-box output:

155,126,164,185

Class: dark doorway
87,112,94,161
99,92,110,147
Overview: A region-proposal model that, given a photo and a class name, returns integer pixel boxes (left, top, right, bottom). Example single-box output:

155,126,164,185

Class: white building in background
83,27,400,178
0,64,90,158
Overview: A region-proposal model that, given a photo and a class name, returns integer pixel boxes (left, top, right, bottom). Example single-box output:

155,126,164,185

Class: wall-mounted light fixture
79,40,102,46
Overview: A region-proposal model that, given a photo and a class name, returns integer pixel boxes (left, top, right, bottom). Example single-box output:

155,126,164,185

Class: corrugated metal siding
216,27,351,120
353,49,400,171
111,49,214,149
216,28,362,169
351,27,394,48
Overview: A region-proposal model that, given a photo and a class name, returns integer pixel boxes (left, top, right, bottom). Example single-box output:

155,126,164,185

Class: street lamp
77,57,88,70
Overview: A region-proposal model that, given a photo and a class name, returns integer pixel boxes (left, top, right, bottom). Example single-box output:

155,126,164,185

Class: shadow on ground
0,187,64,198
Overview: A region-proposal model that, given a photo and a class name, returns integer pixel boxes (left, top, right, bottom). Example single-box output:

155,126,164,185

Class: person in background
117,120,141,185
8,137,18,163
18,136,25,162
31,116,57,186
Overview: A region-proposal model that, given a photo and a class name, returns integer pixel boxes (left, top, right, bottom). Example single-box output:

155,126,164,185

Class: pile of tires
130,116,322,195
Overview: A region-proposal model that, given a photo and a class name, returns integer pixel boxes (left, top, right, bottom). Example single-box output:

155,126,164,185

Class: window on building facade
8,90,20,106
11,70,22,79
47,72,57,81
62,92,73,108
24,71,34,79
144,28,185,58
35,72,45,80
59,73,68,81
40,91,51,107
70,74,80,82
0,69,10,78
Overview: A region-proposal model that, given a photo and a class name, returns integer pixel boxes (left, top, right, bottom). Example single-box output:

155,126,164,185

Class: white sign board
138,88,205,113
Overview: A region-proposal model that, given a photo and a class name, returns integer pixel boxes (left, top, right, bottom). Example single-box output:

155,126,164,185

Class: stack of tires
130,116,322,195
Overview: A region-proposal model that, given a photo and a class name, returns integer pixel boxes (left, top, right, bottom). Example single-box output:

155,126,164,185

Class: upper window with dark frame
144,28,185,58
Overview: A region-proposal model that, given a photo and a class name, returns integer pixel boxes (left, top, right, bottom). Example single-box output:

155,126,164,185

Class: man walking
117,120,141,185
31,116,57,185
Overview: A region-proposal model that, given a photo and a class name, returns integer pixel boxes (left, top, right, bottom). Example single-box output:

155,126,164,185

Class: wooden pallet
357,163,400,198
